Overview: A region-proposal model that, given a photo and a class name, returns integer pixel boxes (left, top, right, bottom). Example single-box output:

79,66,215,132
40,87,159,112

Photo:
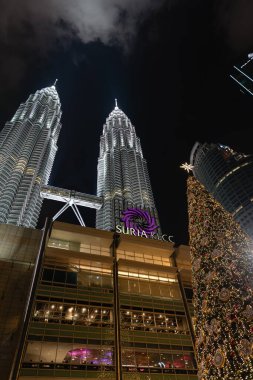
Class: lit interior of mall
19,223,197,379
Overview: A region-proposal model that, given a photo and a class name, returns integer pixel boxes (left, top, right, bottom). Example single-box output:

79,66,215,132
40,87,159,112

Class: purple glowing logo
121,208,158,236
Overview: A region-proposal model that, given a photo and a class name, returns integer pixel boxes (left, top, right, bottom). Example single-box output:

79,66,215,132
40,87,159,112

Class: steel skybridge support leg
52,203,70,221
72,203,86,226
71,204,85,227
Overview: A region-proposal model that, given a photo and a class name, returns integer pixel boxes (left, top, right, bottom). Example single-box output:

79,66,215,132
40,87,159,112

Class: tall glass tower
96,101,161,235
190,142,253,238
0,84,62,228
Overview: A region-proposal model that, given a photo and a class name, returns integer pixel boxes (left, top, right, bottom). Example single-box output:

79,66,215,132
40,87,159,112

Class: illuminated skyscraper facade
96,101,161,235
190,142,253,238
0,85,62,228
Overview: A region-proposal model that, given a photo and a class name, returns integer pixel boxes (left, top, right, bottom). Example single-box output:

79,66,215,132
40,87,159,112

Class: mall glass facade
18,222,197,380
0,224,42,380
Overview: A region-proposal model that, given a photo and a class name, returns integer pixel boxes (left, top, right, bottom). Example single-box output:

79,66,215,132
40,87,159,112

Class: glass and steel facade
0,224,42,380
18,221,197,380
0,85,62,228
96,102,161,236
230,53,253,95
190,142,253,238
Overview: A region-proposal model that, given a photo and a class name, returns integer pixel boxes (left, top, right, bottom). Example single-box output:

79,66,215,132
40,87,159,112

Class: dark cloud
217,0,253,53
1,0,253,94
0,0,165,90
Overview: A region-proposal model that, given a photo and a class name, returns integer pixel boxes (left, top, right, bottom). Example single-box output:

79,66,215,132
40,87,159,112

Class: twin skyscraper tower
0,84,161,235
2,83,253,241
0,85,61,228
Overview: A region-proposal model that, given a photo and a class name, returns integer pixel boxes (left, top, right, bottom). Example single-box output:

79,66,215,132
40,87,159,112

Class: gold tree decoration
97,370,115,379
97,369,141,380
187,176,253,379
123,373,141,380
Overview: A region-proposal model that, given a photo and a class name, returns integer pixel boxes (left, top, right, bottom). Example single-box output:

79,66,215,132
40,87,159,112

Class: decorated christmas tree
187,176,253,379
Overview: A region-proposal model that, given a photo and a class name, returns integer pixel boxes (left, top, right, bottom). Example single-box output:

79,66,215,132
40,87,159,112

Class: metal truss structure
40,185,102,226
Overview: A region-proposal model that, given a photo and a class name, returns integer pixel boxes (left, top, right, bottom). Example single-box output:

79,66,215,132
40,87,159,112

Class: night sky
1,0,253,244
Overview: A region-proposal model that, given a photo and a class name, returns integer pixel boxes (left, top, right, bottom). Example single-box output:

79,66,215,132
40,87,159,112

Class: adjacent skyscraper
190,142,253,238
0,84,62,228
96,101,161,235
230,53,253,95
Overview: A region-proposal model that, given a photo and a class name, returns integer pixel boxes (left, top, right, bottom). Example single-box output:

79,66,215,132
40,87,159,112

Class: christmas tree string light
187,176,253,379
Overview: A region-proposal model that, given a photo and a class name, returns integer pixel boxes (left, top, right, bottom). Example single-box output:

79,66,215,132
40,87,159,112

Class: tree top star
180,162,194,173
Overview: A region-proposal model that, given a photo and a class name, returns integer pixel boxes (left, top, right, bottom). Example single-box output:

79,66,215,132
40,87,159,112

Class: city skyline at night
1,1,253,242
1,2,253,380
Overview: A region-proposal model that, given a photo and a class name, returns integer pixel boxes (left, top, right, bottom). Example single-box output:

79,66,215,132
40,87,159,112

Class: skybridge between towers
40,185,103,226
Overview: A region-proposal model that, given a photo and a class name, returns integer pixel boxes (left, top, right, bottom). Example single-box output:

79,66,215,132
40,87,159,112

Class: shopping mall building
0,221,197,380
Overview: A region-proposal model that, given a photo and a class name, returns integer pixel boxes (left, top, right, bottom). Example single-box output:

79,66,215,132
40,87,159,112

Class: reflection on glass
119,277,180,299
24,342,114,366
24,341,195,370
121,349,195,369
63,348,113,365
33,302,113,327
42,268,113,290
120,309,189,334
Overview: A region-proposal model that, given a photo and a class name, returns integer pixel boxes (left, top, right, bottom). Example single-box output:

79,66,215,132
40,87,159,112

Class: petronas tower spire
96,101,161,235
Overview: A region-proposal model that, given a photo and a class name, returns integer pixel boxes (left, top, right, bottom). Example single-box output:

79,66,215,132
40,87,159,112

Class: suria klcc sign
116,208,174,242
